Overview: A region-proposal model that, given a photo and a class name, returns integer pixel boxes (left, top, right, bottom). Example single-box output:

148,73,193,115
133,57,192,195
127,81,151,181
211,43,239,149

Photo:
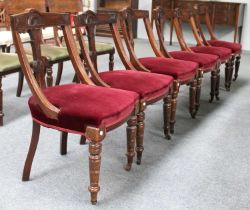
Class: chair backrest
73,10,140,86
118,7,165,68
11,9,93,120
46,0,83,13
153,7,192,52
192,4,217,41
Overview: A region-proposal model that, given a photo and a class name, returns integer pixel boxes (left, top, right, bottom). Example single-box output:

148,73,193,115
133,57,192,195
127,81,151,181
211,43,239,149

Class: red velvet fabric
29,84,138,134
190,46,232,62
170,51,219,72
208,40,242,54
139,57,198,82
98,70,174,101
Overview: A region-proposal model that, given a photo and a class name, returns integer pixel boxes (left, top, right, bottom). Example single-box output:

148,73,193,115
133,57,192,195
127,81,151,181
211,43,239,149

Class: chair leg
225,60,231,91
135,109,145,165
170,80,179,134
163,93,172,140
86,126,105,205
22,121,41,181
229,56,235,87
209,71,217,103
0,76,3,126
215,67,221,101
189,79,197,119
195,70,203,113
125,116,137,170
72,73,80,83
46,66,53,87
16,71,24,97
233,55,241,81
80,136,86,145
60,131,68,155
109,52,114,71
55,62,63,86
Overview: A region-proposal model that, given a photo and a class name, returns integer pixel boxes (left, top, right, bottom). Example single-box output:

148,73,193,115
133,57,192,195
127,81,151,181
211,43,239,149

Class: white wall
138,0,250,51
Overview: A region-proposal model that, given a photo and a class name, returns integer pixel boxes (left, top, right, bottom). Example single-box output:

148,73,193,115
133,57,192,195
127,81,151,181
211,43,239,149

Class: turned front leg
170,80,179,134
215,65,221,100
125,116,137,170
196,70,203,113
234,55,241,81
46,65,53,87
86,126,105,205
189,79,197,119
209,71,217,103
163,93,172,140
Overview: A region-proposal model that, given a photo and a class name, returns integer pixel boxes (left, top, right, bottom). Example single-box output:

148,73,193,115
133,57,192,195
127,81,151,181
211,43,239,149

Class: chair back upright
118,8,164,70
192,4,217,42
73,11,137,86
11,9,93,119
152,7,177,57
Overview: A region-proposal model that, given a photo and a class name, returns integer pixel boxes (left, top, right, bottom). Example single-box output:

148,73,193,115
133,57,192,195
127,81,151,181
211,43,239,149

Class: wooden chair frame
11,9,139,204
46,0,115,85
119,7,199,125
72,10,173,165
171,7,234,92
153,7,220,103
192,4,241,83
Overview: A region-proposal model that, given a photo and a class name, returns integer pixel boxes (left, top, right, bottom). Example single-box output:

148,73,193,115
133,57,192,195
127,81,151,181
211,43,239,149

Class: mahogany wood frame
119,7,199,122
192,4,241,83
153,7,220,103
11,9,139,204
72,11,173,165
47,0,115,82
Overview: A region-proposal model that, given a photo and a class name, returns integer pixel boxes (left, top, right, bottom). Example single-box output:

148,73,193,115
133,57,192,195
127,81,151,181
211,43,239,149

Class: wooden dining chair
192,4,242,83
0,52,33,126
173,8,234,91
11,9,139,204
5,0,72,96
71,11,174,165
118,8,199,131
153,7,221,103
46,0,116,85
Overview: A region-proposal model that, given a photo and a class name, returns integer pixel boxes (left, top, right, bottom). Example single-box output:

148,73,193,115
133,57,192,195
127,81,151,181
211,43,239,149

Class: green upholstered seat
25,45,69,62
62,41,114,53
0,53,33,73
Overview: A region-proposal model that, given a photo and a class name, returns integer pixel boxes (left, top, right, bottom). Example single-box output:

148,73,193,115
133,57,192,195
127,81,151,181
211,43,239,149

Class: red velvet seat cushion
29,84,138,134
139,57,198,82
98,70,174,101
190,46,232,62
207,40,242,54
170,51,219,72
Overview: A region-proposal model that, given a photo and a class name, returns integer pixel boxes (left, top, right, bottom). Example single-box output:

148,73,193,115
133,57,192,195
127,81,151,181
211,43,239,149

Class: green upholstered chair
0,52,33,125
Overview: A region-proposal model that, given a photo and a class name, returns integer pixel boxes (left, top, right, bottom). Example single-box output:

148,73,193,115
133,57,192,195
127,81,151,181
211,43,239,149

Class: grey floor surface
0,38,250,210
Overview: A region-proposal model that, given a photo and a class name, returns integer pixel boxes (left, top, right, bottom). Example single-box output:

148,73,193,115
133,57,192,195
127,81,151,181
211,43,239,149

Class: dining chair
5,0,71,95
192,4,242,83
152,7,220,103
153,7,221,103
0,52,33,126
173,8,234,91
46,0,116,85
71,11,174,165
11,9,139,204
118,8,199,133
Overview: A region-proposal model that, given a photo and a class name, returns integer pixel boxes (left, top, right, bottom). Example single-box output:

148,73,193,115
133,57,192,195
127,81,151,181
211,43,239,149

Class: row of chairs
8,2,242,206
